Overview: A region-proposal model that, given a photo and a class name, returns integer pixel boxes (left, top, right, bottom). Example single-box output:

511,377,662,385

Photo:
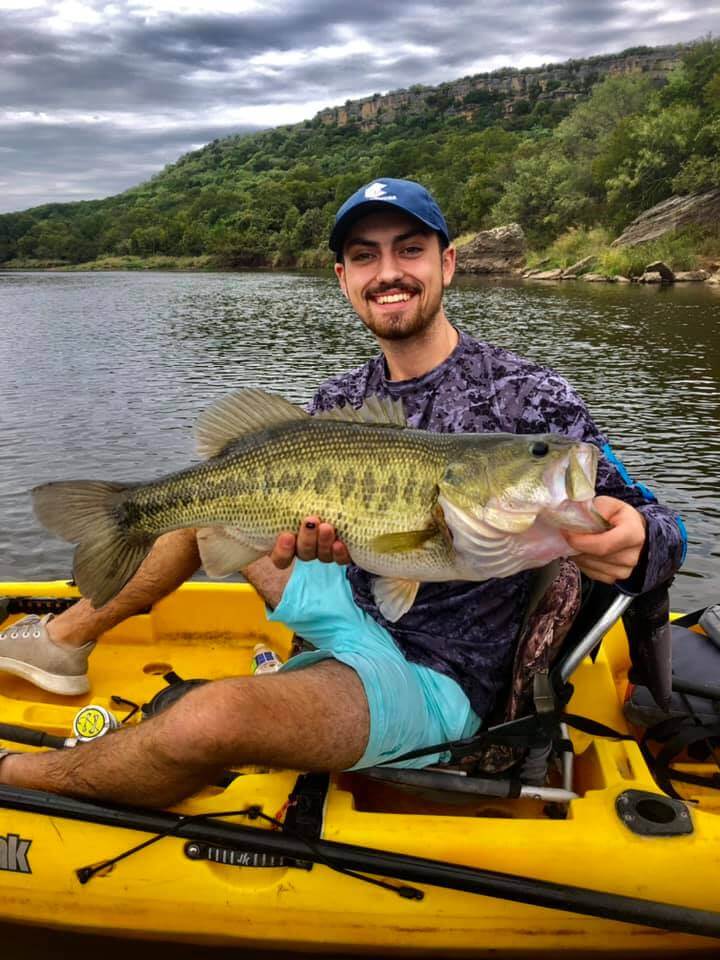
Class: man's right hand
270,516,351,569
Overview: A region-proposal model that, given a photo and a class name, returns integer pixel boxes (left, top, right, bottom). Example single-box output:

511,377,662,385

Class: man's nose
374,251,404,285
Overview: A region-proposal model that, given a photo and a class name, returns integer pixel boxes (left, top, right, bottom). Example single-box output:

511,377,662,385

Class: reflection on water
0,270,719,958
1,270,718,607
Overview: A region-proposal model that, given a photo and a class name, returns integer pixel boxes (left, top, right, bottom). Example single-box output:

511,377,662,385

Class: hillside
0,39,717,270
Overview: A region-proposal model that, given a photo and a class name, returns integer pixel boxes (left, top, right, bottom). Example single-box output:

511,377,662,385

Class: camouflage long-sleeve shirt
308,330,686,716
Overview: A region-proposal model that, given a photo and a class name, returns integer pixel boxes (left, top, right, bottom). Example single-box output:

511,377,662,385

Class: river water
0,270,719,954
1,270,718,606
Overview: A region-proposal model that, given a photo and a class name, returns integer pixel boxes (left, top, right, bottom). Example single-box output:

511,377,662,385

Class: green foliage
596,227,712,276
1,41,718,269
526,227,611,269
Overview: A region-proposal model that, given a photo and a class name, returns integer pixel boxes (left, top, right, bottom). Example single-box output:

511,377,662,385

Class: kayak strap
373,708,632,770
639,718,720,800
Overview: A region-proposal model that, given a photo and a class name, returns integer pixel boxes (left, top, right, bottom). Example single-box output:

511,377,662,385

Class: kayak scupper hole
635,797,677,824
143,661,174,676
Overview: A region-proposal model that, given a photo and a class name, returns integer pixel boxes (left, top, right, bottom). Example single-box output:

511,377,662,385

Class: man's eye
401,245,423,256
351,251,374,262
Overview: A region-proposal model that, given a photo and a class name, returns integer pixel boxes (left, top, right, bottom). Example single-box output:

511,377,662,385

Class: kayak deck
0,579,719,954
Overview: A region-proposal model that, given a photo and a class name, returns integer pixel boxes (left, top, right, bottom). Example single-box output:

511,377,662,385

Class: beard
358,285,443,341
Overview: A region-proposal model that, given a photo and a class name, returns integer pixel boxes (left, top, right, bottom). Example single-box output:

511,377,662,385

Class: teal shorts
266,560,481,771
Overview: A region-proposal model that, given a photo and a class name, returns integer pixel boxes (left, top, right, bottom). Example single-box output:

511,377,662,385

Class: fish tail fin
32,480,152,608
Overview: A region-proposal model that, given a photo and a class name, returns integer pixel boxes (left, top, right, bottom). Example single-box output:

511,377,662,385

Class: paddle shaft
0,785,718,939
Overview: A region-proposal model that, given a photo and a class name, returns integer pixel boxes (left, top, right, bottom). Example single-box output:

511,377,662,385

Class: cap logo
364,181,397,201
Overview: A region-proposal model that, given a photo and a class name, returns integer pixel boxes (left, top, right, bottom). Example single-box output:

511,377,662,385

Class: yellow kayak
1,579,719,954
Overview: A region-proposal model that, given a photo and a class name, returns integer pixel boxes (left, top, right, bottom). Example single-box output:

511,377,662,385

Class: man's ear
442,244,456,289
334,261,349,299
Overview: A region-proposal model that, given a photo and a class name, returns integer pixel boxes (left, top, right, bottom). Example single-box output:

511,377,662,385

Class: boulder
455,223,527,274
644,260,675,281
673,270,710,281
582,273,612,282
707,272,720,285
612,189,720,247
639,271,664,283
614,275,632,283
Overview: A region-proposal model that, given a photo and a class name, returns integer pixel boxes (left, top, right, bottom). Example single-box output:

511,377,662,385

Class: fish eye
530,440,549,458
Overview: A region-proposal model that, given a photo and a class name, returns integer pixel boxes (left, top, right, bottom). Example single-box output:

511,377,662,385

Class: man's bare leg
48,528,201,649
46,516,344,649
0,660,370,807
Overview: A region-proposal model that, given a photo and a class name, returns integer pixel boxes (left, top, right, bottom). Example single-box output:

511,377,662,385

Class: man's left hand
563,496,647,584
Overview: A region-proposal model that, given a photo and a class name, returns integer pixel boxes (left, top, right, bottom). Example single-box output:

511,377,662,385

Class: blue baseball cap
329,178,450,256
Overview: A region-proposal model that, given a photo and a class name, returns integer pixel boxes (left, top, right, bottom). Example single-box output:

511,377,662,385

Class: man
0,178,685,807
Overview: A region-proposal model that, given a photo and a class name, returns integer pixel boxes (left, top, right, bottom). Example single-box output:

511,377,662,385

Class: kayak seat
354,562,633,804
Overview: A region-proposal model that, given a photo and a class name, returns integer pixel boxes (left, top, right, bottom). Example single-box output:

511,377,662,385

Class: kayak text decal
0,832,32,874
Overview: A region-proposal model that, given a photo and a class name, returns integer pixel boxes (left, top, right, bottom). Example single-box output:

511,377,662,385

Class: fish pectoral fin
197,526,265,578
370,526,438,554
195,389,308,459
372,577,421,623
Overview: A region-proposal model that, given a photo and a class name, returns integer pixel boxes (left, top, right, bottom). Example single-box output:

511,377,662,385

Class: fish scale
129,419,447,556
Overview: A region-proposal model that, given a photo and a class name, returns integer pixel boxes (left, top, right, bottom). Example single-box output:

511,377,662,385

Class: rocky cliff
315,45,687,130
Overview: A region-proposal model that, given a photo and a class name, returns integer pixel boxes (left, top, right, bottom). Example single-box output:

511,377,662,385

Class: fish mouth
565,444,598,501
541,443,607,532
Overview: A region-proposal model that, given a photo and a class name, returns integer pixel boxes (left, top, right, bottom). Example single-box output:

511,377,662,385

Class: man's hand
563,496,647,585
270,516,351,569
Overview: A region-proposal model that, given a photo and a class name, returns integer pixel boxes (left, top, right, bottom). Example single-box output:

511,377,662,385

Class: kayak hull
0,580,718,954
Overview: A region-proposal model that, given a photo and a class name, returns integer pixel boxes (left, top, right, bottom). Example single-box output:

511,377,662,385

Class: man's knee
159,660,370,771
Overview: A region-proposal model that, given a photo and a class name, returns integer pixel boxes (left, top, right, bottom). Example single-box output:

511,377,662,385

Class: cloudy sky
1,0,716,213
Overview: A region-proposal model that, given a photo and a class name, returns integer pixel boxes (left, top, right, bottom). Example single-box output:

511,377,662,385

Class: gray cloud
0,0,714,213
0,120,260,211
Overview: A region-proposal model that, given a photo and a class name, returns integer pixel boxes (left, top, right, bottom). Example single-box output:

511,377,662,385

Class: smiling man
0,178,685,808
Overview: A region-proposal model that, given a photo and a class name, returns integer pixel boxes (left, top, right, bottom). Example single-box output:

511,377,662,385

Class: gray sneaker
0,614,95,696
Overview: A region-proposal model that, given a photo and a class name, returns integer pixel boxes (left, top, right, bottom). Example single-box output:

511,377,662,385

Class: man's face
334,210,456,342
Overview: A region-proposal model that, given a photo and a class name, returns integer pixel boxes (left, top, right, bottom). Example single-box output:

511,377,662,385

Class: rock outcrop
611,190,720,247
455,224,527,274
315,45,686,132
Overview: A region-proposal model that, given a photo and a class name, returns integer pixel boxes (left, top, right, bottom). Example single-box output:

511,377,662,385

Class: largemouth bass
32,389,609,619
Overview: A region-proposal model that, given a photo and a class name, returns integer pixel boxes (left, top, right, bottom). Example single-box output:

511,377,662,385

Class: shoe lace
1,613,53,641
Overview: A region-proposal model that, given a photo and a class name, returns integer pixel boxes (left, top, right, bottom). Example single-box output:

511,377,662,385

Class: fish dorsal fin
313,395,406,427
195,389,308,459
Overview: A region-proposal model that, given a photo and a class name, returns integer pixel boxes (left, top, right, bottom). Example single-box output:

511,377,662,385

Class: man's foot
0,615,95,695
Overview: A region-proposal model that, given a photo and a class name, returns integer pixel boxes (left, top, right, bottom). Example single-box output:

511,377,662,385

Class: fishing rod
1,784,719,939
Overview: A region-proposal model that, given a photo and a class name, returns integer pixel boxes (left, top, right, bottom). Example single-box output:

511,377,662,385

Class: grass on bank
1,254,213,271
526,223,720,277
